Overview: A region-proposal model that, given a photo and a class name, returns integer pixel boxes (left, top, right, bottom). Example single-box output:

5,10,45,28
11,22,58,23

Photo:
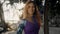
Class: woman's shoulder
18,19,27,26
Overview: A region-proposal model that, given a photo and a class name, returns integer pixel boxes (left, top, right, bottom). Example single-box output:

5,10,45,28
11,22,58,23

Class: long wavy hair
22,1,41,26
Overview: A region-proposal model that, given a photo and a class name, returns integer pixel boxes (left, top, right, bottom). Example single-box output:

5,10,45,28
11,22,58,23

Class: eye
28,5,31,8
28,6,30,8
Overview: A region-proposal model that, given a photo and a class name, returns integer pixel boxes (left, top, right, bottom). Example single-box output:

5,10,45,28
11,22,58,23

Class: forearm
17,19,26,34
17,24,24,34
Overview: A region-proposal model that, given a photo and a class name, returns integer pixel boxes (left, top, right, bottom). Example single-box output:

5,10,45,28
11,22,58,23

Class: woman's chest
24,21,39,31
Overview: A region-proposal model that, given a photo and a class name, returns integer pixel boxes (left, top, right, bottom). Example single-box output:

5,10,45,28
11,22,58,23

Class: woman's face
27,3,35,15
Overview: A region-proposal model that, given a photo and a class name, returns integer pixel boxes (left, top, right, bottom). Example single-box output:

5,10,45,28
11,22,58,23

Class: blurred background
0,0,44,34
0,0,60,34
48,0,60,34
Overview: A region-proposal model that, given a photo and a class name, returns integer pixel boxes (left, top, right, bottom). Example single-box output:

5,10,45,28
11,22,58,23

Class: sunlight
2,0,25,24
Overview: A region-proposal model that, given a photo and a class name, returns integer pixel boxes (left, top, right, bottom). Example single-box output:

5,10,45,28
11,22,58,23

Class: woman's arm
17,20,26,34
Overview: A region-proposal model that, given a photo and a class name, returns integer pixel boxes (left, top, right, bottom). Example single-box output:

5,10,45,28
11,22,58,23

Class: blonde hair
22,1,42,26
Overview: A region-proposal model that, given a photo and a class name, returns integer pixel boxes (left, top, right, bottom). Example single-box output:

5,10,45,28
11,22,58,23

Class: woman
17,1,42,34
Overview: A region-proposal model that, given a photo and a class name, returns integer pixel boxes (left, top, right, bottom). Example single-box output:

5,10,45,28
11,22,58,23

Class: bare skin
26,3,35,23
